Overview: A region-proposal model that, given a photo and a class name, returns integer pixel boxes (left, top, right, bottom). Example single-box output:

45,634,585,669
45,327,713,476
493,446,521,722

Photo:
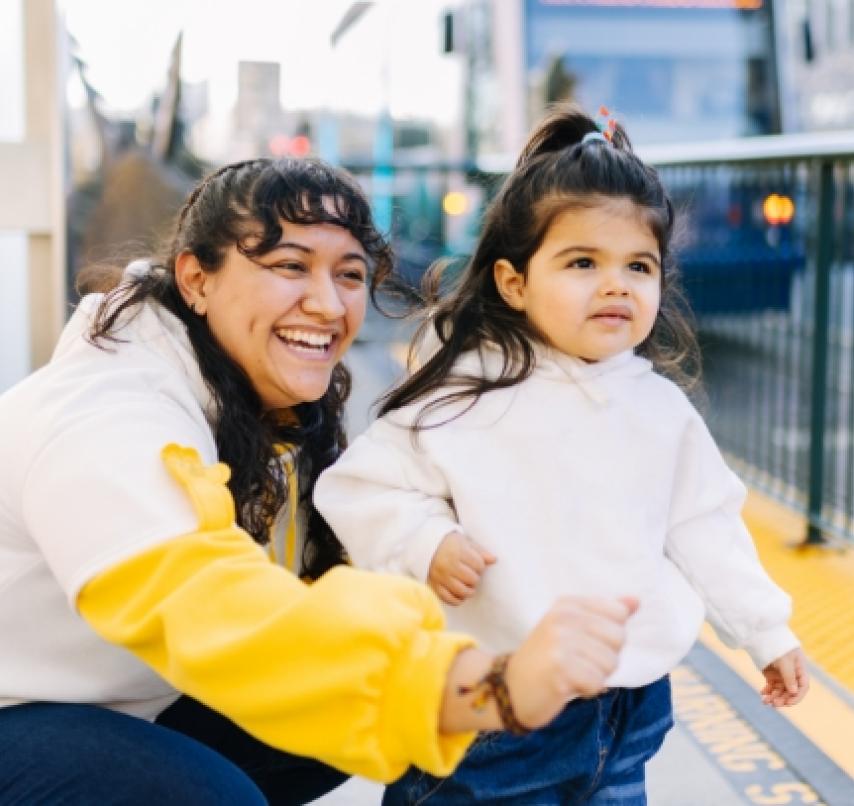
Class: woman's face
199,220,368,410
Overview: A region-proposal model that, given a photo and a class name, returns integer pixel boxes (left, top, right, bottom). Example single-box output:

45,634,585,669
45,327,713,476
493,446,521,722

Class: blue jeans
0,696,347,805
383,676,672,806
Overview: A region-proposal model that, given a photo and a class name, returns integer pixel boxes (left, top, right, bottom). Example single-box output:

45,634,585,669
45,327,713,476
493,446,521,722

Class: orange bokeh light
762,194,795,226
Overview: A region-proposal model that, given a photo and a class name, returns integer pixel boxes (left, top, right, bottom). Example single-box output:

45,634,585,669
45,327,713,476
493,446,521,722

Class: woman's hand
439,596,636,734
428,531,496,605
504,596,637,730
761,647,809,707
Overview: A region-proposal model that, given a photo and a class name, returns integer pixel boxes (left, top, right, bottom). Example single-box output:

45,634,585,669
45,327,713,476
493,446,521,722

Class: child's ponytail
515,106,632,169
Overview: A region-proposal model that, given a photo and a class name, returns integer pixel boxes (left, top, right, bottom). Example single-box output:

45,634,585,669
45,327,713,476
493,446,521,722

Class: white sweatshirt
0,292,214,715
315,344,798,687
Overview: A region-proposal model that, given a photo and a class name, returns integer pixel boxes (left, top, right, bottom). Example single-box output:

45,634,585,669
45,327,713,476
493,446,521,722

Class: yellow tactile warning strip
741,490,854,693
698,488,854,778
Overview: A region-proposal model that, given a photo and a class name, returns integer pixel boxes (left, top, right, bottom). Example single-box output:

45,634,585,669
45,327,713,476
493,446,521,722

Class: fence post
805,159,833,544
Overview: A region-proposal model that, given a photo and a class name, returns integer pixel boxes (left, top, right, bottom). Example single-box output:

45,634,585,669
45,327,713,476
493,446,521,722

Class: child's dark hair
78,157,394,578
379,103,699,427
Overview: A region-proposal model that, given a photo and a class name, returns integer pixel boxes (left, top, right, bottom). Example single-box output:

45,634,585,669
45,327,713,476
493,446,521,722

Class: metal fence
348,131,854,544
644,133,854,544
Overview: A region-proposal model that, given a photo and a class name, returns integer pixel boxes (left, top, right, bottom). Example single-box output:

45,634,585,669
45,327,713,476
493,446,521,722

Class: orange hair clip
595,105,618,142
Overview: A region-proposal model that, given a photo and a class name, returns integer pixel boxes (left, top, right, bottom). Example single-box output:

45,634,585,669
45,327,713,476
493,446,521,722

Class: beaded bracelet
457,653,531,736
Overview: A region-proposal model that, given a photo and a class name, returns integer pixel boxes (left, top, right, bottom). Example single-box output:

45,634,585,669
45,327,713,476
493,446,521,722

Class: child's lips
590,305,633,321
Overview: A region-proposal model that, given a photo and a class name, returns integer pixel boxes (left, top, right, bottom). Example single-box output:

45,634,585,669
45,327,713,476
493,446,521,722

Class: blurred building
231,61,289,159
774,0,854,131
446,0,781,163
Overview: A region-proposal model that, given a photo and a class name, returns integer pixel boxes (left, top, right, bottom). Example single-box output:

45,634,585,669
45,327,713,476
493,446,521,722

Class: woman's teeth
275,328,334,353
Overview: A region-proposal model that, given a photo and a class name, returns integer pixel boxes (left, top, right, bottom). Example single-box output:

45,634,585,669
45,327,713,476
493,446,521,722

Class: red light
268,134,312,157
290,135,311,157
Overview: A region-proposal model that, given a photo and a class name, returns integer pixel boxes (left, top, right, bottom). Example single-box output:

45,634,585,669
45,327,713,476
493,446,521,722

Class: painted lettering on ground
672,665,825,806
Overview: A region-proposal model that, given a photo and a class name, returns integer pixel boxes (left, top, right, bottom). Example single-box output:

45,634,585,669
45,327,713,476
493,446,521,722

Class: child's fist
428,531,496,605
761,647,809,707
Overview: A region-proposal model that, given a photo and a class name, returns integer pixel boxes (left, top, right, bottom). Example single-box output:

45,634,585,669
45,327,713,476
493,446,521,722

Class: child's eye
629,261,652,274
569,257,594,269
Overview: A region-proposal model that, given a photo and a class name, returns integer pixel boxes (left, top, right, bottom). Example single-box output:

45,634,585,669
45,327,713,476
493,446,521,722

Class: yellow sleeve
77,444,475,782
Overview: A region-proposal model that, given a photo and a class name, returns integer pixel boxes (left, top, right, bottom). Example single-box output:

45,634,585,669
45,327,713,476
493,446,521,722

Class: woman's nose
301,272,346,319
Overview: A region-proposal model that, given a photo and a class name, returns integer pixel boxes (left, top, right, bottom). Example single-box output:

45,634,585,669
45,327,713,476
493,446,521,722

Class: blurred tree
67,33,208,299
544,55,576,105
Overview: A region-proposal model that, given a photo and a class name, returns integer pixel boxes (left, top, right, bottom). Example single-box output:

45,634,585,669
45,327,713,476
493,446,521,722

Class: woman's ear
493,259,527,312
174,251,208,316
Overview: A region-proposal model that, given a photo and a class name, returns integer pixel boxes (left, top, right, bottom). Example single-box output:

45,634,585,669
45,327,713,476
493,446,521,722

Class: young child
315,105,808,805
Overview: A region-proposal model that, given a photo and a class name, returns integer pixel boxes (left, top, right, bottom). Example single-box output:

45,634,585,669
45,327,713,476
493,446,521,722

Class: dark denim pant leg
155,694,349,805
588,677,673,806
0,701,267,805
0,697,349,806
383,677,673,806
383,693,607,805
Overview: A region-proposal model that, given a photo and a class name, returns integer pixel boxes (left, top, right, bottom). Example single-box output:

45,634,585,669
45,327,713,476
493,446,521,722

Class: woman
0,157,634,804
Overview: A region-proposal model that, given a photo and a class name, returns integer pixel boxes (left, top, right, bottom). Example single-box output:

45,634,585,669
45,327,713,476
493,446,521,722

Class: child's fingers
451,562,482,587
445,575,477,600
618,596,640,615
778,660,799,695
433,583,464,606
458,543,488,573
773,691,800,707
460,537,496,567
796,655,810,694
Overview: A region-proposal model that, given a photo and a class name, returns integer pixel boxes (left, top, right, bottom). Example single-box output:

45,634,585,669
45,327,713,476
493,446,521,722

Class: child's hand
428,531,496,605
761,647,809,707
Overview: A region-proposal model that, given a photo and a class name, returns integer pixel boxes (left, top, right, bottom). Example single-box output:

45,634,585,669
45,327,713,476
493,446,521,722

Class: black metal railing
643,133,854,544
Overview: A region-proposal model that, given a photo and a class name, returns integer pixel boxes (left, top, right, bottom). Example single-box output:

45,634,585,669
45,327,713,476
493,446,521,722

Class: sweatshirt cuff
382,629,477,778
403,519,462,582
746,625,800,670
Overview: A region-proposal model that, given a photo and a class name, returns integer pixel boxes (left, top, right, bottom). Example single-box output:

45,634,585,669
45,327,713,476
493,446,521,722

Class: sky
63,0,350,112
61,0,462,123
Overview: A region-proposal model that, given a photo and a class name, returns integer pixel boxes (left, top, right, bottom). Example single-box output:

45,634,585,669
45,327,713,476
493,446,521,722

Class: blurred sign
538,1,763,8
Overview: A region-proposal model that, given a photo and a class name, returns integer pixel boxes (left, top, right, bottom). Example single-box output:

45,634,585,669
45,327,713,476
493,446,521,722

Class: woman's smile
273,327,339,360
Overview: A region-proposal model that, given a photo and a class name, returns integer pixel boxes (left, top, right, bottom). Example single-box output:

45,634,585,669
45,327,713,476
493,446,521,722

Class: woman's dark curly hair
80,157,394,578
380,103,700,427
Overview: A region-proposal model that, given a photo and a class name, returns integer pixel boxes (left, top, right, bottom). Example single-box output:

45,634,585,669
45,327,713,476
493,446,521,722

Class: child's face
496,198,661,363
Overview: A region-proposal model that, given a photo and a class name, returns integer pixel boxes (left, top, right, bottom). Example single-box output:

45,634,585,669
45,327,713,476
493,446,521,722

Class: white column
23,0,67,368
0,0,29,390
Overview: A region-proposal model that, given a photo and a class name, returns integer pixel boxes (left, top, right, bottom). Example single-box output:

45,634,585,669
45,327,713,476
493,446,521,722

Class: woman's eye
271,261,306,274
339,267,367,283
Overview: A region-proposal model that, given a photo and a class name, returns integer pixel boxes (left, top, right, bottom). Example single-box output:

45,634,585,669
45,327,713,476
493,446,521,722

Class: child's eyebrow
550,245,662,267
629,251,662,267
550,245,599,260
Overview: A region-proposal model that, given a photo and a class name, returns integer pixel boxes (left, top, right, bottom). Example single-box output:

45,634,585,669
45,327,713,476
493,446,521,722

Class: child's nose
600,268,629,296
